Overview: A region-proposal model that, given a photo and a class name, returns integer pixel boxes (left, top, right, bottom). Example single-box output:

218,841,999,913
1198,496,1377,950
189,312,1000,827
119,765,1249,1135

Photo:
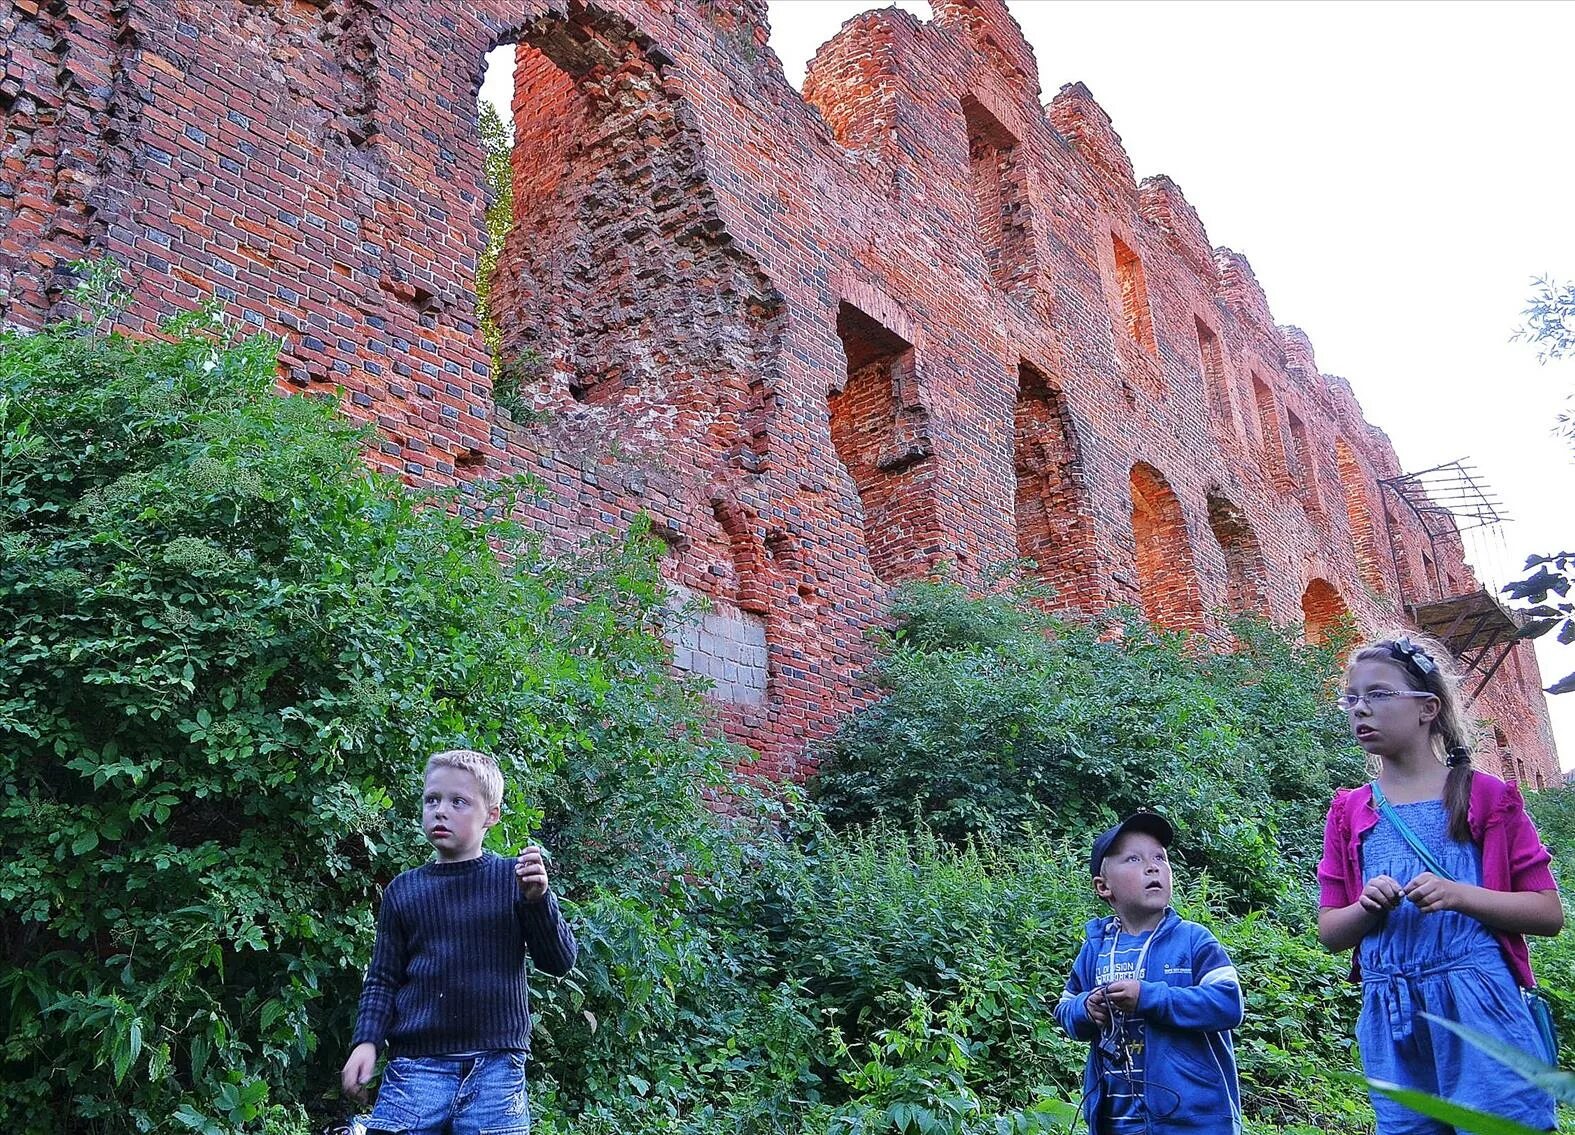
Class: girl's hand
1404,872,1463,914
1359,874,1404,915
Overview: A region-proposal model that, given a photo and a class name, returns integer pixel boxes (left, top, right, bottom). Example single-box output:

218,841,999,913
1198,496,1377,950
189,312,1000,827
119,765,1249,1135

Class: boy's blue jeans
357,1052,530,1135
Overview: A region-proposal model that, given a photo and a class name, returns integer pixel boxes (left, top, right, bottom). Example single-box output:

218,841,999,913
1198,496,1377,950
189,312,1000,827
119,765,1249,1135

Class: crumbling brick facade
2,0,1558,783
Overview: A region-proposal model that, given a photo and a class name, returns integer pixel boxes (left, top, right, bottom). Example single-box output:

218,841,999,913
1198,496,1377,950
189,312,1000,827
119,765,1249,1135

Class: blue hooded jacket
1053,908,1244,1133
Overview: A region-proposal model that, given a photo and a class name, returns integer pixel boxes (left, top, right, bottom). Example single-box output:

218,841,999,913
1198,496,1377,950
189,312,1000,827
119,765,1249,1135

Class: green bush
0,271,739,1132
811,577,1363,908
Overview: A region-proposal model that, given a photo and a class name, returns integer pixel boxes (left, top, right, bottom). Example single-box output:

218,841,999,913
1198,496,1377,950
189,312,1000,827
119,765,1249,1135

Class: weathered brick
1,0,1556,783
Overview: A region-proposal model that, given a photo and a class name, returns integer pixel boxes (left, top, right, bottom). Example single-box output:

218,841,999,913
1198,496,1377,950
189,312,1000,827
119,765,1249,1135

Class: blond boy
341,750,577,1134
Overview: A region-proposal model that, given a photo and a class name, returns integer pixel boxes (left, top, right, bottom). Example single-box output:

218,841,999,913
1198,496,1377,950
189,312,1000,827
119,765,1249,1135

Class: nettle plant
0,266,728,1133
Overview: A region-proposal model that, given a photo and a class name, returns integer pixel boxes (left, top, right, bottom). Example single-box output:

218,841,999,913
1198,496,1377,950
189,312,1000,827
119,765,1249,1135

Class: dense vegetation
2,275,1570,1134
812,583,1364,911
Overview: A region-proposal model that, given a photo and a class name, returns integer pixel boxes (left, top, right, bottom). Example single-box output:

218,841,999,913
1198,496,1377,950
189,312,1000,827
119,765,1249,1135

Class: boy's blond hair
425,749,505,811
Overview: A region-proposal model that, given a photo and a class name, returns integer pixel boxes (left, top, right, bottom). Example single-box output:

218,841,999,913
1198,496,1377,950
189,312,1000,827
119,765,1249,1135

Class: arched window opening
1013,361,1096,607
1130,463,1204,632
477,47,516,365
1335,438,1387,595
1206,492,1269,616
828,302,937,584
1301,578,1350,645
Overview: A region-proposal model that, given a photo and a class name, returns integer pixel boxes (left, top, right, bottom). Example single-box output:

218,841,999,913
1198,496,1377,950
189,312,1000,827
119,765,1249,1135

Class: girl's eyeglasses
1335,690,1436,711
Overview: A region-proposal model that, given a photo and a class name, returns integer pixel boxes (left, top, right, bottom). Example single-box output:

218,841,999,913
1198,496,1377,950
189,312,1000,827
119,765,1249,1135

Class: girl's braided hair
1349,631,1478,842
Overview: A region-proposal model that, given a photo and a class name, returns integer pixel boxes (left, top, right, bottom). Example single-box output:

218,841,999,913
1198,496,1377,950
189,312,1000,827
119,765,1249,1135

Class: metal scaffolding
1377,459,1529,704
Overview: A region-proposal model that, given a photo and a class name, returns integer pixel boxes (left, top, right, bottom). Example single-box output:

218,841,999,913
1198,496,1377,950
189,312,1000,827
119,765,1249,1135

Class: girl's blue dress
1358,798,1556,1133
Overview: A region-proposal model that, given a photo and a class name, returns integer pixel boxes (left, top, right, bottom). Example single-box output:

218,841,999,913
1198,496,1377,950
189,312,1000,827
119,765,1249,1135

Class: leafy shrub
811,577,1363,908
531,817,1371,1135
0,273,737,1132
1525,787,1575,1047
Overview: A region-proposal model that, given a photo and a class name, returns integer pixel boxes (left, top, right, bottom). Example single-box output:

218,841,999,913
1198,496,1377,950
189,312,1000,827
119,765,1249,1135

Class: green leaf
171,1105,210,1132
1339,1073,1548,1135
1420,1012,1575,1103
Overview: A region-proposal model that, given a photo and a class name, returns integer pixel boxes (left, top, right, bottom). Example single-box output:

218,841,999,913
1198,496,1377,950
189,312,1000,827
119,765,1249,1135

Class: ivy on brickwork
1505,277,1575,695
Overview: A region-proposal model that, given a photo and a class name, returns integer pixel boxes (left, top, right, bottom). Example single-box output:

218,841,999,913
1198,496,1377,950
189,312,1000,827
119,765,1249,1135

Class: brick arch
1334,438,1387,595
1014,361,1097,608
1129,463,1205,632
1301,578,1350,644
1205,491,1269,616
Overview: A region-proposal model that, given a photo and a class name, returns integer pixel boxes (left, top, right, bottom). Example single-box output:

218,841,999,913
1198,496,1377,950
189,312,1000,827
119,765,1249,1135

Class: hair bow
1391,636,1437,676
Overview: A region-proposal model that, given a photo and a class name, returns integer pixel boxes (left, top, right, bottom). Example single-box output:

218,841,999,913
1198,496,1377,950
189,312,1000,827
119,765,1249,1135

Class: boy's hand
1104,980,1141,1014
1085,987,1110,1028
1403,872,1463,914
1359,874,1404,915
341,1042,378,1102
516,845,550,901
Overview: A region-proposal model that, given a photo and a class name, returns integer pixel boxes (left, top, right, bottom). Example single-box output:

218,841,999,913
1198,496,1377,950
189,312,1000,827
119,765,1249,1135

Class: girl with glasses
1315,633,1561,1133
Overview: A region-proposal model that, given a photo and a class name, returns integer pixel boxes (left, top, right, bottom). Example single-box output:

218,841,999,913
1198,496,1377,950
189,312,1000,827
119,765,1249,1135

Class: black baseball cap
1089,812,1175,878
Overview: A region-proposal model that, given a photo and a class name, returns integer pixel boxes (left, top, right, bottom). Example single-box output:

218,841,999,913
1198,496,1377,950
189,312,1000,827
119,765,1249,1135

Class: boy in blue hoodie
1053,814,1244,1134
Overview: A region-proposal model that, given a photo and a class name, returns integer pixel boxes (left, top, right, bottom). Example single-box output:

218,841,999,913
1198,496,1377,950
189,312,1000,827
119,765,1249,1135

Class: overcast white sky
486,1,1575,764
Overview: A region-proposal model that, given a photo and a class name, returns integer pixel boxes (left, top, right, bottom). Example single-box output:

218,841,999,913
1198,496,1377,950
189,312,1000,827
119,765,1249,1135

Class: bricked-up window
1335,438,1387,594
961,95,1034,291
1206,492,1269,615
1013,361,1096,606
828,303,936,585
1251,373,1289,482
1129,463,1204,632
1195,318,1241,443
1421,548,1438,599
1112,235,1157,355
1301,578,1350,644
1286,409,1321,512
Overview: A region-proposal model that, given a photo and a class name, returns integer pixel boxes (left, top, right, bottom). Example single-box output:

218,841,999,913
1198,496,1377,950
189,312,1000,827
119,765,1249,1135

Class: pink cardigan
1317,772,1558,988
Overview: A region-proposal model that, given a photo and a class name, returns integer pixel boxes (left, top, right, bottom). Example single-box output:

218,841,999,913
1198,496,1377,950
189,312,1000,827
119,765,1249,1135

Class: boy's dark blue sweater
352,851,578,1057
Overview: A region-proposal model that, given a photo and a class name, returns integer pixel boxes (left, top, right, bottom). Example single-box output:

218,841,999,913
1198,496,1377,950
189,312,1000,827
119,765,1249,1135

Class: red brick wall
2,0,1558,783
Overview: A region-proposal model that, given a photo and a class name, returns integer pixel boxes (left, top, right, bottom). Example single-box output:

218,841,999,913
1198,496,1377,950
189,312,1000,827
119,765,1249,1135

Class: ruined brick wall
2,0,1558,783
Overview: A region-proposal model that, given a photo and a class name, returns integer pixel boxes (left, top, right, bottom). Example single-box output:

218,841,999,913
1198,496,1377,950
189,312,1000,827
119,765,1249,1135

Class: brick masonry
1,0,1558,785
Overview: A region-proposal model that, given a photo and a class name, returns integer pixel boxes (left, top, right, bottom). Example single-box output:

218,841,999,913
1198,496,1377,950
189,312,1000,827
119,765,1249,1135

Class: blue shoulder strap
1370,782,1457,882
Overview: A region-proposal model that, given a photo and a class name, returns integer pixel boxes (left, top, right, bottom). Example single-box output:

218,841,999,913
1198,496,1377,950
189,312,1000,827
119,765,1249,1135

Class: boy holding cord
1054,813,1244,1134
